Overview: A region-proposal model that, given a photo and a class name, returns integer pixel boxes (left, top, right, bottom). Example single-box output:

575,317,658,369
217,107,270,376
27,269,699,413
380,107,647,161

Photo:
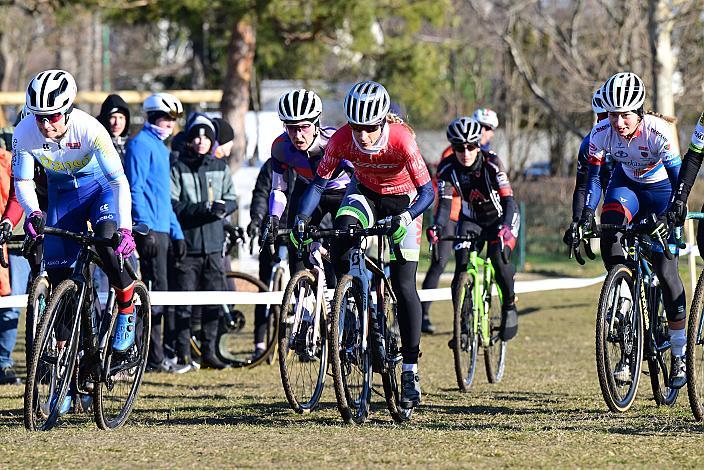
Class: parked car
523,161,551,178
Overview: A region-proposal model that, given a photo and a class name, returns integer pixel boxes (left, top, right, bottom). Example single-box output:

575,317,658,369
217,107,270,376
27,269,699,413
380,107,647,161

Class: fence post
518,201,526,272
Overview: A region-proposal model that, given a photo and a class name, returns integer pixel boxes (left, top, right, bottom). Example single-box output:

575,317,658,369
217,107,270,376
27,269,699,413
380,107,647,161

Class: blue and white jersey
12,108,131,229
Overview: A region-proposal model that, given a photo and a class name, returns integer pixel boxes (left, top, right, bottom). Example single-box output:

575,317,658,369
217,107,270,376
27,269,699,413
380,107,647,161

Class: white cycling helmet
278,89,322,123
344,80,390,125
471,108,499,130
601,72,645,113
591,87,606,114
25,69,77,115
446,117,482,145
143,92,184,118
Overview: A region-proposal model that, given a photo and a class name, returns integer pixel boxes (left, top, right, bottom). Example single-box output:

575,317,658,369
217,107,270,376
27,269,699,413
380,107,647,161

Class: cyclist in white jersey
579,72,687,389
12,70,137,370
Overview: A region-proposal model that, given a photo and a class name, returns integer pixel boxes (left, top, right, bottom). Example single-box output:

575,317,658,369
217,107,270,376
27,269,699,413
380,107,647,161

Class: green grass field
2,275,704,468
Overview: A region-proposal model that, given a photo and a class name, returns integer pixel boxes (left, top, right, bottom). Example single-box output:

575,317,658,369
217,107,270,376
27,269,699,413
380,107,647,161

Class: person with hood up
97,94,131,165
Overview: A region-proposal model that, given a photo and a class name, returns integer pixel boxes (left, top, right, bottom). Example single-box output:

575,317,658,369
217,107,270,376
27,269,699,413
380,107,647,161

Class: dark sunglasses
452,143,479,152
349,122,382,133
35,112,63,124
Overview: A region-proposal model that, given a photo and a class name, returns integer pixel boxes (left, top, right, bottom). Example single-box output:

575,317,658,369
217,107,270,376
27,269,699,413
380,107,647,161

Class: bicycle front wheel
484,279,506,383
687,269,704,420
94,281,151,430
646,284,678,407
278,270,327,413
329,274,371,424
595,264,644,412
25,275,50,372
24,279,81,431
451,272,478,391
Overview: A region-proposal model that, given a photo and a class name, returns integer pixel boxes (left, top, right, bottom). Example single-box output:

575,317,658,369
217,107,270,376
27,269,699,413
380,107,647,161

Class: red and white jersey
317,123,431,195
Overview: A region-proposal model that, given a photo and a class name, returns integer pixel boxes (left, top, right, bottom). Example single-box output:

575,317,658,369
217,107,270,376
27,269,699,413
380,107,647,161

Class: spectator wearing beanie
170,113,237,369
213,117,235,159
124,93,189,374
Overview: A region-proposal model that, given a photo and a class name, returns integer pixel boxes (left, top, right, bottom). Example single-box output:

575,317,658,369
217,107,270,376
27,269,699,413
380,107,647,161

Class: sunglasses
284,123,313,133
452,143,479,152
349,122,382,133
35,112,63,124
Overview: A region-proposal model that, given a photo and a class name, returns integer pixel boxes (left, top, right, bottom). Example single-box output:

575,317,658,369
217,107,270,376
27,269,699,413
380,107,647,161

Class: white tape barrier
0,274,608,309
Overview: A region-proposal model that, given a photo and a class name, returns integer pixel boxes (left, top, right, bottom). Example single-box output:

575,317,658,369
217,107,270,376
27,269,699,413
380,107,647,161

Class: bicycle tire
267,268,285,365
217,271,277,368
329,274,371,424
381,294,412,423
687,269,704,420
646,283,678,407
94,281,152,430
595,264,644,412
484,277,506,383
451,272,478,391
278,270,327,413
25,275,50,373
24,279,81,431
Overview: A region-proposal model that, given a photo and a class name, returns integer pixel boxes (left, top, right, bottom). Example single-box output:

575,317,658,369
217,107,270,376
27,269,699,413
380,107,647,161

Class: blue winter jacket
124,126,184,239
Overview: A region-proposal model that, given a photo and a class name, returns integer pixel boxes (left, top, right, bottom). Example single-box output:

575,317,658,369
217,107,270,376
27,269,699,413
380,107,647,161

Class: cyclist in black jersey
427,117,519,341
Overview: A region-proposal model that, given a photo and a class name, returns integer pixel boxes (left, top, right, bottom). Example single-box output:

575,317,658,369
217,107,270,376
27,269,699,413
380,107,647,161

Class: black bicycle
326,220,410,424
572,217,678,412
24,226,151,430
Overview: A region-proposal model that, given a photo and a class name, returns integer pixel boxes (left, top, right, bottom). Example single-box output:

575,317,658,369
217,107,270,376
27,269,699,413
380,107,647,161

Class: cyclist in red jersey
294,81,434,410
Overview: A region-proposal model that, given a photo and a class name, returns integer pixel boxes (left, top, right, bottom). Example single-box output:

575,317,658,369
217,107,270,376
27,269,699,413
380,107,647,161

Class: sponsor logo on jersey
353,161,398,169
66,142,81,149
42,143,50,150
99,203,109,212
638,146,647,151
38,154,91,172
614,150,628,159
699,112,704,125
469,189,487,202
641,152,648,158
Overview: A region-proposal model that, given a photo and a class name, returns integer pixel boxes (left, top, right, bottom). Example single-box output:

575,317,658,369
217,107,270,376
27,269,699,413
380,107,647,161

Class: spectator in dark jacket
124,92,189,374
97,94,131,165
171,114,237,369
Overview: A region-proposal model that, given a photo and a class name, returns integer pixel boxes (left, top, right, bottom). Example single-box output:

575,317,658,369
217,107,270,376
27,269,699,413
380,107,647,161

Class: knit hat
213,117,234,144
186,113,216,143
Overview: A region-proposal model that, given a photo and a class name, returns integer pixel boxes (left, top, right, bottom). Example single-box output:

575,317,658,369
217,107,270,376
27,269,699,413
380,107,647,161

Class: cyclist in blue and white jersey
578,72,687,388
12,70,137,377
264,89,352,274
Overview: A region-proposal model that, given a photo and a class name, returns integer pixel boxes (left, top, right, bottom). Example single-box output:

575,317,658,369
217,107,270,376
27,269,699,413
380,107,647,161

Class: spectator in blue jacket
124,92,189,374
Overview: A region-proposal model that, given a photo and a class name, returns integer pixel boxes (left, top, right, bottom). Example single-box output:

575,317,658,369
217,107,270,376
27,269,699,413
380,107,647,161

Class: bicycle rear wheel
595,264,644,412
381,294,412,423
646,283,678,407
484,279,506,383
329,274,371,424
451,272,478,391
25,275,50,372
24,279,81,431
278,270,327,413
218,272,276,368
94,281,151,430
687,269,704,420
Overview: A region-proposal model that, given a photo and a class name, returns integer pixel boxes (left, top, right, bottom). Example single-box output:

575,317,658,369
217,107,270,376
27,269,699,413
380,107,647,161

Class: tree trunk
220,16,256,171
648,0,675,116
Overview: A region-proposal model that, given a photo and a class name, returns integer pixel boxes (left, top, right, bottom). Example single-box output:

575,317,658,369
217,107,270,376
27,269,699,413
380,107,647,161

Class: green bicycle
433,234,506,392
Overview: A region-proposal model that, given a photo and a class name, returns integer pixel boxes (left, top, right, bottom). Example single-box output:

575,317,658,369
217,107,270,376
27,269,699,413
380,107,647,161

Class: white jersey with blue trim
12,108,132,229
587,114,680,184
